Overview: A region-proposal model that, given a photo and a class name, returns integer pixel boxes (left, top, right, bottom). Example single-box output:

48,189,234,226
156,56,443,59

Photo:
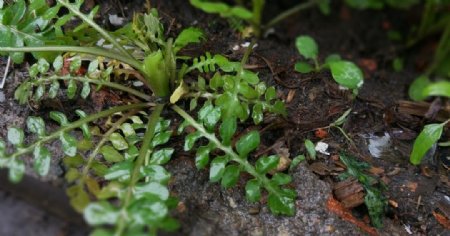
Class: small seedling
294,35,364,95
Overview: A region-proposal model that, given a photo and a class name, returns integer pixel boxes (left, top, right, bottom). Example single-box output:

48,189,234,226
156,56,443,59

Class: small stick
0,56,11,89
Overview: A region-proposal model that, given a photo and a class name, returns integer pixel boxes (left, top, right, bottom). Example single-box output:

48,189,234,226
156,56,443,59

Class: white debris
338,85,349,90
404,224,413,235
367,132,391,158
109,14,125,26
0,91,5,102
232,44,240,51
240,42,258,49
133,81,144,87
315,141,330,155
0,56,11,89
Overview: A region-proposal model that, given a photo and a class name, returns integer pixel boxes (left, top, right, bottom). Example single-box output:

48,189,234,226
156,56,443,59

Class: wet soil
0,0,449,235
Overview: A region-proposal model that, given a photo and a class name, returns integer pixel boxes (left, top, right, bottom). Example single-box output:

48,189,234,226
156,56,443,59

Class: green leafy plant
190,0,330,37
0,0,294,234
339,153,387,228
294,35,364,95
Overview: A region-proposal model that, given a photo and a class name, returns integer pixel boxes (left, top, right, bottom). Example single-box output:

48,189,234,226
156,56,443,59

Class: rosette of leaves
339,153,387,228
294,35,364,95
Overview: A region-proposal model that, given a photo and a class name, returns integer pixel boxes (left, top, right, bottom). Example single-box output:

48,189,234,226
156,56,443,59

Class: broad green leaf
324,54,342,64
195,146,210,169
240,70,259,85
75,110,91,139
189,98,198,111
221,164,240,188
100,145,124,162
150,148,174,165
67,79,77,99
329,61,364,90
7,127,24,146
265,87,276,101
84,201,119,226
8,159,25,183
255,82,266,96
27,116,46,137
67,185,90,212
267,193,295,216
421,81,450,99
271,173,292,185
109,133,128,150
236,131,260,158
134,182,169,200
245,179,261,202
81,81,91,99
272,101,287,116
63,154,85,167
239,82,258,99
65,168,80,183
69,56,82,72
252,103,263,124
34,84,45,100
151,131,172,147
209,156,228,182
304,139,316,160
48,80,60,98
219,117,236,145
184,131,202,151
53,55,64,72
295,35,318,60
410,123,444,165
33,145,51,176
198,103,221,130
120,123,135,137
294,62,314,73
60,132,77,157
140,165,171,185
255,155,279,174
104,161,133,181
408,76,430,101
50,111,69,126
37,58,50,73
88,59,99,74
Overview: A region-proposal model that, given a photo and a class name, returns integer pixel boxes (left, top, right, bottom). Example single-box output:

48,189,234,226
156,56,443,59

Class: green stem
264,0,319,30
0,46,143,72
241,39,257,66
56,0,134,59
114,103,164,236
80,110,138,180
34,75,152,101
171,105,281,199
425,21,450,75
7,103,151,160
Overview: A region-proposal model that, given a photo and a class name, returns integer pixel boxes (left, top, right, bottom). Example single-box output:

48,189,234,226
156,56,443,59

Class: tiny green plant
0,0,295,234
190,0,331,38
339,153,387,228
294,35,364,95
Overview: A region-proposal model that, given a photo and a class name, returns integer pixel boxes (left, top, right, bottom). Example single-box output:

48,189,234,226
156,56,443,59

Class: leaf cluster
294,35,364,95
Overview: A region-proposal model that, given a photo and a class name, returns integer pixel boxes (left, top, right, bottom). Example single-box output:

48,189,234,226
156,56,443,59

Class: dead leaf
433,211,450,230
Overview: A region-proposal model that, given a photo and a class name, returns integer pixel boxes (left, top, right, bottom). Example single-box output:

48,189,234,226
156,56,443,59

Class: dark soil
0,0,449,235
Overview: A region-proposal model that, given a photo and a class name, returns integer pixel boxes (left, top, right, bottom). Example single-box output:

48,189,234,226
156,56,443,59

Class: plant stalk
114,103,164,236
35,75,152,101
0,46,143,72
7,103,151,160
264,0,319,30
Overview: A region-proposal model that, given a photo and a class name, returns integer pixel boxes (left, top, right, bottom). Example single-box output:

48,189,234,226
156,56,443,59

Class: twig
0,56,11,89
